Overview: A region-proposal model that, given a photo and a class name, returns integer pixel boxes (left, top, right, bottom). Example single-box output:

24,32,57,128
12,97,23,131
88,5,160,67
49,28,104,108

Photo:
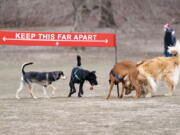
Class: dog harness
74,67,82,81
110,69,123,81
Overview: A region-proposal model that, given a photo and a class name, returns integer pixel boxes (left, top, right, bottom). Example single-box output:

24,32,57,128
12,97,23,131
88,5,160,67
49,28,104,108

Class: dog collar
110,69,123,81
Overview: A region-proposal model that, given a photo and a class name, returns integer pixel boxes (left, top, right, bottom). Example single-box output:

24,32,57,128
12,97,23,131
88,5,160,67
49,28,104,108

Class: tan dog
123,69,148,97
137,40,180,97
122,61,148,97
106,61,142,99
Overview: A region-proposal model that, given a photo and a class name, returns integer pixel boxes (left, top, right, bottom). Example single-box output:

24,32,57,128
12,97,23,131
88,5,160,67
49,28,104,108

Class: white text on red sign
15,33,97,40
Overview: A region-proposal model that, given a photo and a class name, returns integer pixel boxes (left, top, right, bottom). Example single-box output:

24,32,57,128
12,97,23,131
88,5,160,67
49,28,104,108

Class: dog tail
77,55,81,67
21,62,33,75
168,40,180,57
136,60,146,67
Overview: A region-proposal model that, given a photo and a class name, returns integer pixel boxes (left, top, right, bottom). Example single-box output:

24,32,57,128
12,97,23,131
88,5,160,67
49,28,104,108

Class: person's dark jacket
164,28,176,49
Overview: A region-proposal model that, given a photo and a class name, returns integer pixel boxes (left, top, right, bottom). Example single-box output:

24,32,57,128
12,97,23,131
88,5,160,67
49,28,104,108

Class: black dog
16,62,66,99
68,55,98,97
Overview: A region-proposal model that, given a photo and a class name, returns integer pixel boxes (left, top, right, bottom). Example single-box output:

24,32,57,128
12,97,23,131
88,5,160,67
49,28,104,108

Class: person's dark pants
163,47,176,57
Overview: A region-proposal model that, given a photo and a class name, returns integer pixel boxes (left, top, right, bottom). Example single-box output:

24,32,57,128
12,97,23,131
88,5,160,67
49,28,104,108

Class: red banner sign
0,31,116,47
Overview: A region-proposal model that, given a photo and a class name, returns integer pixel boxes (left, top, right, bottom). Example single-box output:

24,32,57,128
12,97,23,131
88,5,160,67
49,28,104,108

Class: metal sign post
114,29,120,97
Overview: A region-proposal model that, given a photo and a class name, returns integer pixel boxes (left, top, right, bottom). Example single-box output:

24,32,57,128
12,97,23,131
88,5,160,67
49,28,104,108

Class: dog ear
123,74,128,81
53,72,61,80
58,71,64,76
123,74,131,87
136,60,145,67
91,71,96,74
86,71,97,80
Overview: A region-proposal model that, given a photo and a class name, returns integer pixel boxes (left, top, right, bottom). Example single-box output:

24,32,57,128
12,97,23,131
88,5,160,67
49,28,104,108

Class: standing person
163,23,176,57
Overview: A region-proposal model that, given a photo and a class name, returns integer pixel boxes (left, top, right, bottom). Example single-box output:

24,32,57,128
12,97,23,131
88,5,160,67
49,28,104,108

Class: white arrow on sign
3,37,6,42
2,37,109,43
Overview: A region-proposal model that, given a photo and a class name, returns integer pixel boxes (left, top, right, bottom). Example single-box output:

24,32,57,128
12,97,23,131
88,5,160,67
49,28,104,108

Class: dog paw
133,96,138,99
145,93,152,98
33,96,38,99
78,95,82,98
164,93,173,97
16,95,20,99
51,92,55,96
119,95,123,98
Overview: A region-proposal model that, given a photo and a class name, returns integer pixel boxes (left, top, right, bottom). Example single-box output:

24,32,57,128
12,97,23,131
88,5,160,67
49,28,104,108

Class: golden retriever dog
137,40,180,97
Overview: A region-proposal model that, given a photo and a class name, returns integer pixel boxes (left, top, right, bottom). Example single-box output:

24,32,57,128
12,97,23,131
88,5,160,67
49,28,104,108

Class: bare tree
72,0,116,31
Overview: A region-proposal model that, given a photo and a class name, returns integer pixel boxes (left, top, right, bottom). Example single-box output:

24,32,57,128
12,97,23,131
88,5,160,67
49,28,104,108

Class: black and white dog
16,62,66,99
68,55,98,97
